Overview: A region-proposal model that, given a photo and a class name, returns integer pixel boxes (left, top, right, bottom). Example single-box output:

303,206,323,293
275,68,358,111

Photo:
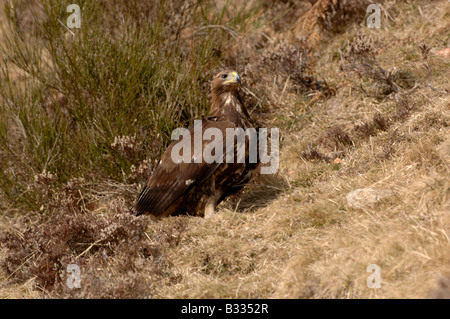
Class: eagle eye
221,74,228,79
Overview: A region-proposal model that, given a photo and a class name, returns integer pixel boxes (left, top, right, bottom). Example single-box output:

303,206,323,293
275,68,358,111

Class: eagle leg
204,187,224,218
204,197,216,218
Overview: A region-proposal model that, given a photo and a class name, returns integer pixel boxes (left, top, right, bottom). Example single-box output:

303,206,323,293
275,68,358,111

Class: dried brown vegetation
1,199,186,298
293,0,376,49
341,34,402,96
260,40,334,97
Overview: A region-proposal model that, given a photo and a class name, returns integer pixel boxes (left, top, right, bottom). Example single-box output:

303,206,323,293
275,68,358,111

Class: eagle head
211,70,241,94
210,69,249,119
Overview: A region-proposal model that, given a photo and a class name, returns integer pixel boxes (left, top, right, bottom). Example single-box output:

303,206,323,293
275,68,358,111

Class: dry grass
1,0,449,298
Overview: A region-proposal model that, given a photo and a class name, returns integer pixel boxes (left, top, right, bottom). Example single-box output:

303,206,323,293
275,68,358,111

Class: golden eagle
130,70,258,218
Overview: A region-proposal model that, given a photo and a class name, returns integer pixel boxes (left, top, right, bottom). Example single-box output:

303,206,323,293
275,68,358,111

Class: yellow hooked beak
224,72,241,84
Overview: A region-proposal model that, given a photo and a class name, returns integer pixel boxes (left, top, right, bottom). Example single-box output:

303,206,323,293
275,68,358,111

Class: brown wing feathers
131,119,230,216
